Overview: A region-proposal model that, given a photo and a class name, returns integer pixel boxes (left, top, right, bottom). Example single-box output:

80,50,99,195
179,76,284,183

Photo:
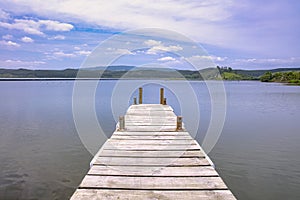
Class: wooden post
163,98,167,105
176,116,183,131
119,116,125,131
139,87,143,104
133,97,137,105
160,88,164,104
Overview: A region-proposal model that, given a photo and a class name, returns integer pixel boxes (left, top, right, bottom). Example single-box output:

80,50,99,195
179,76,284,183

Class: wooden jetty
71,88,236,200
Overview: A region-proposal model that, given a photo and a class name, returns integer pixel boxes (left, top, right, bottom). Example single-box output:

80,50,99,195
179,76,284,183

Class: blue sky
0,0,299,70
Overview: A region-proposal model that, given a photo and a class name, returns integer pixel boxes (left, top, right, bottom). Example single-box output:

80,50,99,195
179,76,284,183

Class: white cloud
158,56,176,62
2,34,13,40
21,36,34,43
0,19,44,35
0,0,235,46
75,50,91,56
106,47,135,55
1,0,299,63
0,18,73,36
189,55,228,62
147,45,183,54
181,55,228,69
45,48,91,60
53,51,75,58
48,35,66,40
144,39,162,47
232,57,300,68
1,59,46,68
74,46,81,50
5,59,45,65
39,20,73,31
0,40,20,47
144,39,183,55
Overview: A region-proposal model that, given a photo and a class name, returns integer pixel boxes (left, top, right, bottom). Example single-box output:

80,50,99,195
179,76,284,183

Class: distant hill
233,68,300,78
84,65,135,71
0,66,299,80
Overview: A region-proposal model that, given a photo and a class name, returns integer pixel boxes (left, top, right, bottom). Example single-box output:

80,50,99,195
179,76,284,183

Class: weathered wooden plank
79,176,227,190
71,189,236,200
102,143,200,151
129,108,173,111
128,104,173,111
125,115,177,118
126,111,176,117
108,139,196,145
113,131,191,136
102,146,200,151
127,107,174,111
125,116,176,121
88,165,218,176
100,149,205,158
124,116,177,125
129,104,172,107
125,122,177,126
122,125,182,132
93,157,210,166
111,134,193,140
125,115,176,119
104,140,198,147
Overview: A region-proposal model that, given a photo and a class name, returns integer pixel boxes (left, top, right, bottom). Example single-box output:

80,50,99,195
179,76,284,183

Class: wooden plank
125,121,177,126
125,116,177,121
127,107,174,111
103,144,201,151
124,116,177,125
88,165,218,176
125,116,176,121
113,131,191,136
102,143,200,151
100,149,205,158
93,157,210,166
129,104,173,107
79,176,227,190
122,125,182,132
128,104,173,111
71,189,236,200
108,139,196,145
104,140,198,147
126,111,176,117
111,135,193,140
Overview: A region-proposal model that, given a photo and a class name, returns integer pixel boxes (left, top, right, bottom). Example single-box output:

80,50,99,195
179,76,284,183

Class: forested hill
0,66,299,81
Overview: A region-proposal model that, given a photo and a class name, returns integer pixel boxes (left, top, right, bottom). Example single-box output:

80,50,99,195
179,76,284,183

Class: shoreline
0,78,253,82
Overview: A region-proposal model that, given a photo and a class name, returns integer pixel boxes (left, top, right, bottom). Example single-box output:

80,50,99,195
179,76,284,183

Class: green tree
260,72,273,82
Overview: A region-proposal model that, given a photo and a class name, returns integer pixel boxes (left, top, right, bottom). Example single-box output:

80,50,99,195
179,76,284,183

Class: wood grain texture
93,156,210,166
99,149,205,158
71,189,236,200
102,143,200,151
108,139,196,145
79,175,228,190
113,131,191,136
88,165,218,176
111,135,193,140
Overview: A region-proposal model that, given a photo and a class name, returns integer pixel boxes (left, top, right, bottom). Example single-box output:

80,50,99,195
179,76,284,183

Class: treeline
1,67,300,83
217,66,256,80
0,68,79,78
260,71,300,85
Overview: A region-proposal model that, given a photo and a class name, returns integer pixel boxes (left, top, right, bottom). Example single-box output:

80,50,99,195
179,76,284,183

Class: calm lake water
0,80,299,200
